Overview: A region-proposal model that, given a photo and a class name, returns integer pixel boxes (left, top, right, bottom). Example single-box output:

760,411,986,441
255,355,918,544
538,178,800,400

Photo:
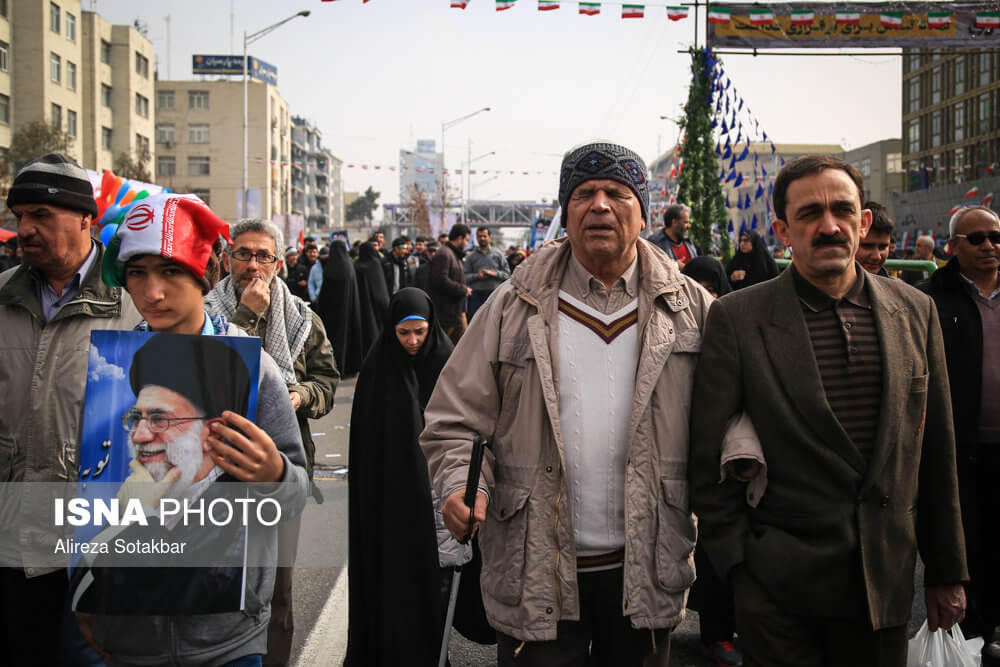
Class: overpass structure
383,200,557,227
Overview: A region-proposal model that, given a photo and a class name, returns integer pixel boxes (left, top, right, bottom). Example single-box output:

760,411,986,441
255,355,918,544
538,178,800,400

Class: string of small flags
466,0,691,18
271,158,560,176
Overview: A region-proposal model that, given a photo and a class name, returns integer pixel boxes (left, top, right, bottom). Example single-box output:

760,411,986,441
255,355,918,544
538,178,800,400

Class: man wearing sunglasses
919,205,1000,665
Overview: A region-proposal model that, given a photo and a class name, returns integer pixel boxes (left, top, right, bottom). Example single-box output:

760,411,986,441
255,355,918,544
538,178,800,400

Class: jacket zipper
169,617,179,665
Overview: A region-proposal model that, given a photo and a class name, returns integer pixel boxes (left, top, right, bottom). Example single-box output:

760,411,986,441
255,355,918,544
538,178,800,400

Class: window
886,153,902,173
135,134,149,155
101,127,112,150
954,57,965,95
157,156,176,177
931,111,942,147
101,84,112,107
135,52,149,78
65,12,75,41
187,123,209,143
0,41,8,72
50,103,61,129
980,94,992,134
66,61,76,91
907,78,920,113
931,66,942,104
857,157,871,177
954,103,965,141
50,2,59,33
0,0,7,18
157,90,175,110
188,156,210,176
908,52,921,72
188,91,209,110
954,148,965,183
66,109,76,138
50,52,61,83
156,123,175,145
135,93,149,118
191,189,210,206
100,40,111,65
908,120,920,153
980,53,992,87
0,94,9,125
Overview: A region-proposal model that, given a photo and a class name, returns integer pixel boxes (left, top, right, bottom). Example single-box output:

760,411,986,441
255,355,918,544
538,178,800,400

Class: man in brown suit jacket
690,155,968,667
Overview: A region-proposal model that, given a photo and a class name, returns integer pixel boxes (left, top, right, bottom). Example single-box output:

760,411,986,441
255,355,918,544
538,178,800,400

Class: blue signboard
191,54,278,86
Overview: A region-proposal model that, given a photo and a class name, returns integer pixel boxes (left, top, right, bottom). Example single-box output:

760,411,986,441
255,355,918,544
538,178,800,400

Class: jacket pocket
909,374,928,393
654,477,697,593
480,482,530,606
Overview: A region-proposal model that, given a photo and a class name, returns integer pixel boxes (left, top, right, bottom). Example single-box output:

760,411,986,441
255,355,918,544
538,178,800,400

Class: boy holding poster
75,193,308,667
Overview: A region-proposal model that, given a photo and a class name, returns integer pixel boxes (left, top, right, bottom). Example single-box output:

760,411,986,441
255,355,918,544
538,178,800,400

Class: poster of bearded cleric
68,330,266,615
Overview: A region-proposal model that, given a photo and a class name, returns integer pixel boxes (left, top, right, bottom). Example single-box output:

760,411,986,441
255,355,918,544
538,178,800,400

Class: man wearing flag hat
76,192,309,667
0,153,142,665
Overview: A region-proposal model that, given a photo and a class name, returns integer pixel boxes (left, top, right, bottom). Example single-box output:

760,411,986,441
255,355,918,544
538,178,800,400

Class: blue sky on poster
91,0,902,207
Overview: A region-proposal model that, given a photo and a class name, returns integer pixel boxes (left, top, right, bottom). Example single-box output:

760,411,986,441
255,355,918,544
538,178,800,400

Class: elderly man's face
230,231,283,298
951,209,1000,276
565,179,644,267
128,385,215,495
915,240,934,260
12,203,91,276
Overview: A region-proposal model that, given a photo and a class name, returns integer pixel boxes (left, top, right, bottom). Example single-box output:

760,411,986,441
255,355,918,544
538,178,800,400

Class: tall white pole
242,32,249,219
466,137,471,223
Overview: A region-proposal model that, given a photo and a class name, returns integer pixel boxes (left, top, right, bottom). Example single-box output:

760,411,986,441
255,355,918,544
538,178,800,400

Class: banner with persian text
707,2,1000,49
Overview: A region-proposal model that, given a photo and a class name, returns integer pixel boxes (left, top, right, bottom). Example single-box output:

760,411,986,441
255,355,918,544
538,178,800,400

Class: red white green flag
579,2,600,15
496,0,516,10
451,0,468,7
789,10,814,25
749,8,774,25
622,4,644,19
666,6,688,20
707,7,731,23
976,11,1000,28
879,12,902,28
965,185,980,198
927,11,950,27
538,0,559,10
983,192,995,206
835,11,861,25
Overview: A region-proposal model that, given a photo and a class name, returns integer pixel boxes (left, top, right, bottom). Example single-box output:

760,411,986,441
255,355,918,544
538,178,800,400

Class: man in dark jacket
287,243,318,302
918,205,1000,664
648,204,697,268
429,223,471,345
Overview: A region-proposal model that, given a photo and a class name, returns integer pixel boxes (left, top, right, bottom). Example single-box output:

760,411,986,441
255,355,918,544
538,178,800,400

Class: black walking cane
438,435,487,667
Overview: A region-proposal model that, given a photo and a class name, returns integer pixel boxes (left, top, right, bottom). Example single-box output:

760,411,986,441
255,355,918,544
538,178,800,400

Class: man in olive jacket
690,155,968,666
0,153,142,664
422,142,713,666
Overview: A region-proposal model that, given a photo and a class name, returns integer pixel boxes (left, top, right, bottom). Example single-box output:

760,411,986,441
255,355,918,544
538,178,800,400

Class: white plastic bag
907,620,979,667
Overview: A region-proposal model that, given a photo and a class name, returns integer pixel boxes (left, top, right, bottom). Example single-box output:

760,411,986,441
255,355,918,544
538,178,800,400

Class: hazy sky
91,0,902,205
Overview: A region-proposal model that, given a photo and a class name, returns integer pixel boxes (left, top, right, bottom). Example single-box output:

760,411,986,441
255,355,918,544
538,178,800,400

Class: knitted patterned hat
102,193,231,287
558,142,650,223
6,153,98,217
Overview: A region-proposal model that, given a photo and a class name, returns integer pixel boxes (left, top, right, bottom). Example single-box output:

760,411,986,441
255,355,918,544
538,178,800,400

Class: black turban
129,334,251,418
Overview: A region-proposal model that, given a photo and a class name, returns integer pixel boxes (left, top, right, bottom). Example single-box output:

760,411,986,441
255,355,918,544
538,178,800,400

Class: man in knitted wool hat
78,192,308,667
421,142,714,665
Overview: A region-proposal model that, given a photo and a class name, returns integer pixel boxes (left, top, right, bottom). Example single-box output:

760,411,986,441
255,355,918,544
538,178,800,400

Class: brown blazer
690,267,967,630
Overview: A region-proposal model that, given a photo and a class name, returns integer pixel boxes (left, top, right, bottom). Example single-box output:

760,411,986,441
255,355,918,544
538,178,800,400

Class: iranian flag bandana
103,193,231,287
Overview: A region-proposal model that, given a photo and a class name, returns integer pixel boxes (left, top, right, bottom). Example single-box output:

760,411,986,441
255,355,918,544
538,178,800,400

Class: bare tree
1,120,73,186
403,184,431,236
113,147,152,183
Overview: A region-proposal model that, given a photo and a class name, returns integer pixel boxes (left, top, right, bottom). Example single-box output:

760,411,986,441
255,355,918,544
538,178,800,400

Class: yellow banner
714,14,956,40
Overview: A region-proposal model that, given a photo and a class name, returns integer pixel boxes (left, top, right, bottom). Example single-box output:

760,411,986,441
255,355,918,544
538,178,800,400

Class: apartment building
154,79,291,222
901,48,1000,191
291,115,344,233
80,11,154,173
0,1,11,151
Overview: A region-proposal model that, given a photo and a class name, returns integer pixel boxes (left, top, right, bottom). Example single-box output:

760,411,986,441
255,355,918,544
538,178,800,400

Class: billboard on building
708,3,1000,49
192,55,278,85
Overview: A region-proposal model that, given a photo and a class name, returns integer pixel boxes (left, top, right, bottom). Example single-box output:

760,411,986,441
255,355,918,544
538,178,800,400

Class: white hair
948,205,1000,239
916,235,935,248
229,218,284,254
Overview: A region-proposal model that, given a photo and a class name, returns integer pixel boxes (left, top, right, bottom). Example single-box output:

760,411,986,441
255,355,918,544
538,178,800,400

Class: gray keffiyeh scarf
205,275,311,385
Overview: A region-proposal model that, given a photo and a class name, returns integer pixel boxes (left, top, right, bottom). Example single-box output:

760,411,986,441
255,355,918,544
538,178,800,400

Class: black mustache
813,235,849,248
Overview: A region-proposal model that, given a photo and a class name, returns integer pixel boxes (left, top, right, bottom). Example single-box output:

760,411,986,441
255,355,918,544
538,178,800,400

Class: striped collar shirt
562,250,638,316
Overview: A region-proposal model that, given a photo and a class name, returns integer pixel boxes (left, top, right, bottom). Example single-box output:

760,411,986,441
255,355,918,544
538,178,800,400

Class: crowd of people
0,144,997,667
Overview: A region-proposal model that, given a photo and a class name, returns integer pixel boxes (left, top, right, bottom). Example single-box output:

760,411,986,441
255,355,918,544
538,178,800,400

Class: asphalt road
286,376,933,667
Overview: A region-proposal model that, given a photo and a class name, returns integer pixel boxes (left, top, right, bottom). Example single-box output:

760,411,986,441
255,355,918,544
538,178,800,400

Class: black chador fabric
682,255,733,297
354,242,391,360
316,241,363,377
726,229,779,290
346,288,454,667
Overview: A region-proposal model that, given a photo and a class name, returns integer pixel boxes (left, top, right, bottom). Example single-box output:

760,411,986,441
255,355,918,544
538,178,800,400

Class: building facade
291,115,344,235
154,79,291,222
902,48,1000,192
399,139,443,200
843,139,904,216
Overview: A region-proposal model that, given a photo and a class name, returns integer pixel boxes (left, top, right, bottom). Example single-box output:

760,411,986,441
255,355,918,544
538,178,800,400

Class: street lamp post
440,106,490,227
463,142,495,223
242,10,310,219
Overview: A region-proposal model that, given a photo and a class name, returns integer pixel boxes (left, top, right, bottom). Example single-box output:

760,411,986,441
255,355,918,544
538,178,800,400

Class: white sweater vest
556,290,639,556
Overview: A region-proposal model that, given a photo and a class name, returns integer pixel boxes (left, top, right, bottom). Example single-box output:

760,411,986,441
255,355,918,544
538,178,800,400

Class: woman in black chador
726,229,779,290
315,241,363,377
354,242,390,358
345,288,454,667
